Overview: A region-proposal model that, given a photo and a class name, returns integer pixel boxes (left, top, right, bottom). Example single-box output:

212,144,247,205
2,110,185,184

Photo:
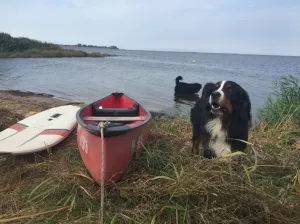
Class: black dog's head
208,81,251,120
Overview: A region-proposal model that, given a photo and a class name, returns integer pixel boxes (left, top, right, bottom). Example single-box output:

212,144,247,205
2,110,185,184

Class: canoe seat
92,102,139,117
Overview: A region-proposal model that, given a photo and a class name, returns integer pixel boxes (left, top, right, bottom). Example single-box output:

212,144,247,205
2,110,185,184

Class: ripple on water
0,49,300,121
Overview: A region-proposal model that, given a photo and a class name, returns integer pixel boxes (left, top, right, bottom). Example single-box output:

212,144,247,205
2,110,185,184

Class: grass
257,75,300,127
0,47,114,58
1,75,300,223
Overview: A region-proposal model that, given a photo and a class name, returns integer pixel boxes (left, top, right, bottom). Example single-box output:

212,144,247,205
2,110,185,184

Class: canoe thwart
83,116,146,121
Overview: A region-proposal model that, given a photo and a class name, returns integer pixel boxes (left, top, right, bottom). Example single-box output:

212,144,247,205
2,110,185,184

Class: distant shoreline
0,47,115,58
116,48,299,57
62,44,119,50
0,32,116,59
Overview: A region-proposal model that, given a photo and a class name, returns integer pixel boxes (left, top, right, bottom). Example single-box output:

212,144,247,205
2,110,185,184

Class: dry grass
0,113,300,223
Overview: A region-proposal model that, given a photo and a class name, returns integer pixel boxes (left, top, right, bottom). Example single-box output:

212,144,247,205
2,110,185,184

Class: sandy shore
0,90,83,131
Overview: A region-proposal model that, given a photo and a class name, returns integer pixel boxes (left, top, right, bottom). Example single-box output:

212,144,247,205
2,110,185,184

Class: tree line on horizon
64,43,119,49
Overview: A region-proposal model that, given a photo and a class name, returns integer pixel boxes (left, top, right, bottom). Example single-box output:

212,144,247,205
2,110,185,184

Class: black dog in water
190,81,252,158
174,76,202,95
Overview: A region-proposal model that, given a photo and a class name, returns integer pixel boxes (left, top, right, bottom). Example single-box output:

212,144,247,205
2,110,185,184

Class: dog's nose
211,91,221,99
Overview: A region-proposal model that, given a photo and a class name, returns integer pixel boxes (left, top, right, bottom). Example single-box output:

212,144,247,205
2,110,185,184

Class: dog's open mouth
211,102,220,110
210,101,226,115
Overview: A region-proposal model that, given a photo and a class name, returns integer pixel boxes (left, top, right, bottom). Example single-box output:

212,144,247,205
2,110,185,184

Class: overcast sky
1,0,300,56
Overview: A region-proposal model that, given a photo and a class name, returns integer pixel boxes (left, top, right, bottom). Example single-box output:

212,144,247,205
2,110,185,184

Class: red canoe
76,92,151,186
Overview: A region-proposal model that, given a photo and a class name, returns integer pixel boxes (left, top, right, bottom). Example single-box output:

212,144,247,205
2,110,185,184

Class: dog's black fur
174,76,202,95
190,81,251,158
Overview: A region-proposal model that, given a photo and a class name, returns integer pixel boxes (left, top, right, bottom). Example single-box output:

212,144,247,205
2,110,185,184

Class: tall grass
257,75,300,127
0,32,55,52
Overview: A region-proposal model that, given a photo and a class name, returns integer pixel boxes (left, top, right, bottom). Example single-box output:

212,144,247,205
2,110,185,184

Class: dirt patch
0,108,24,132
0,90,83,116
0,90,84,131
3,90,54,98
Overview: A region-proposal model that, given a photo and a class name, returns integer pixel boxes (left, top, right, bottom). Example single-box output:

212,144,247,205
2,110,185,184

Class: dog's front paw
191,147,199,155
203,149,215,159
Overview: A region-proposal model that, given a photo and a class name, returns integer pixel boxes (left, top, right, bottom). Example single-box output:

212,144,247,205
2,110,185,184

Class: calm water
1,47,300,120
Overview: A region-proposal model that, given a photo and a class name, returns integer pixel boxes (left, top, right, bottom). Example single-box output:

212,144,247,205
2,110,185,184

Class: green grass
0,32,56,53
1,75,300,223
258,75,300,127
0,32,115,58
0,47,113,58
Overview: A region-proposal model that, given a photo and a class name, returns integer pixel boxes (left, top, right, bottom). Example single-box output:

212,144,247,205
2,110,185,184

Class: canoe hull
76,92,151,186
77,121,150,185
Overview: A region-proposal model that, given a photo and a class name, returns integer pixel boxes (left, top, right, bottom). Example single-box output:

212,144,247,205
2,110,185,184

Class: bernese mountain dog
190,80,252,158
175,76,202,95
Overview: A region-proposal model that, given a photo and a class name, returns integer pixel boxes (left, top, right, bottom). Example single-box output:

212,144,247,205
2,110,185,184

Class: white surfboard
0,105,80,155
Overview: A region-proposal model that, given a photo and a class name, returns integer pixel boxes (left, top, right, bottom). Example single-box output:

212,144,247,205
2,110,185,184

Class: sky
1,0,300,56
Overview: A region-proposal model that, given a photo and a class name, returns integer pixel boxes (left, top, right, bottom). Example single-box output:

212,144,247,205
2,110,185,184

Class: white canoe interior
0,105,80,155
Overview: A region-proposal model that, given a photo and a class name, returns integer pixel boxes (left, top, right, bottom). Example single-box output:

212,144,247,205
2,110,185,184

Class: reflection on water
174,93,200,104
174,93,199,107
172,93,200,117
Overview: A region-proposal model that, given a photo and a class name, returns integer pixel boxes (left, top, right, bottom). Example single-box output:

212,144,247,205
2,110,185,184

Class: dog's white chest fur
205,118,231,157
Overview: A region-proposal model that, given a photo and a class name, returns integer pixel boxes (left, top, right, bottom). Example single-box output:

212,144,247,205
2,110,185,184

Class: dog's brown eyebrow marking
226,84,232,88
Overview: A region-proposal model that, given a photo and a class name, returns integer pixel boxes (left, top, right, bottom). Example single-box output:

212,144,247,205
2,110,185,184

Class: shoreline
0,32,116,58
0,48,115,59
0,90,83,131
0,89,168,130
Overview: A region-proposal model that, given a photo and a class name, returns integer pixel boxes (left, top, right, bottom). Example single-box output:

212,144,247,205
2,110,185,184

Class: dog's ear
240,100,251,122
202,83,216,99
190,98,208,124
190,103,201,124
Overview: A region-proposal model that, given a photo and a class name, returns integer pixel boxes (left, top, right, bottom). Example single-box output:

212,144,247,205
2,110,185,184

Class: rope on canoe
98,121,109,224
